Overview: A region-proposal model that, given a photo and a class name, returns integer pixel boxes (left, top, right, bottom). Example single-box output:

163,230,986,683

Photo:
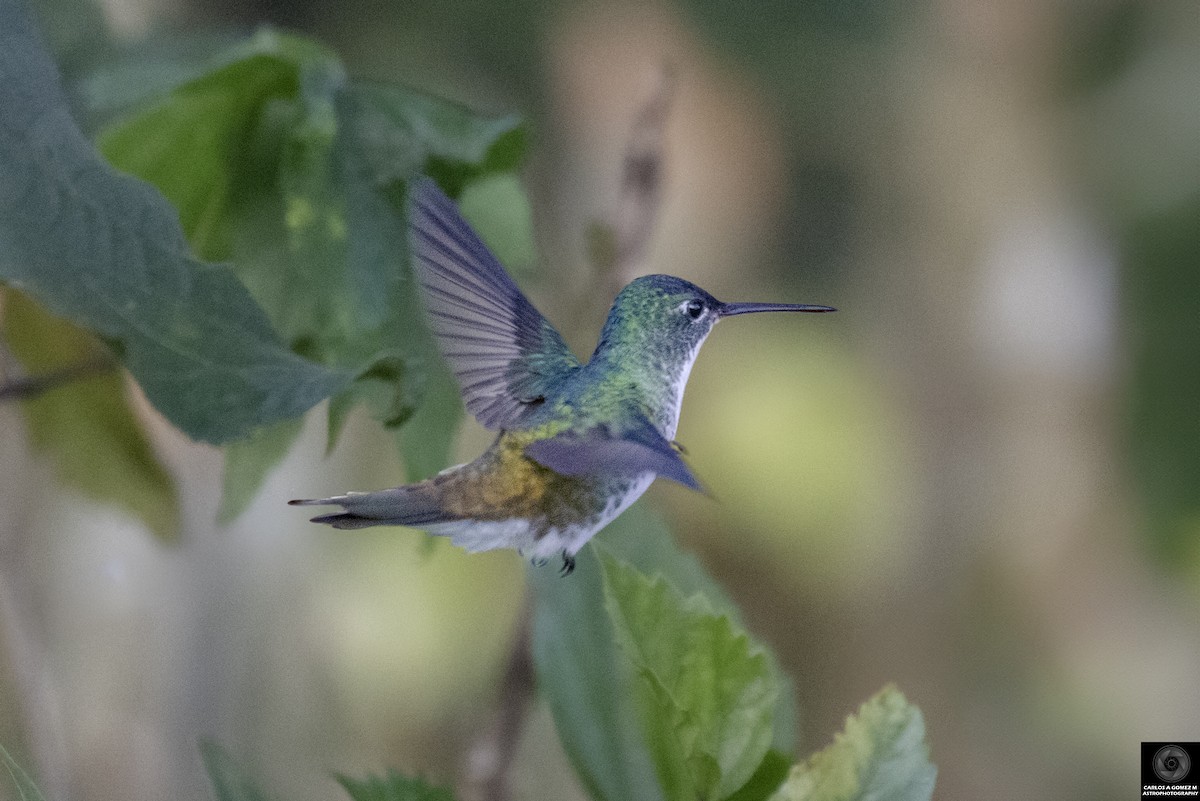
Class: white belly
421,472,656,563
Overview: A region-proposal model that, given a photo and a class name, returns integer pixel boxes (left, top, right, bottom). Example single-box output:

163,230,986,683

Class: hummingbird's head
597,275,723,362
597,274,835,364
592,274,834,435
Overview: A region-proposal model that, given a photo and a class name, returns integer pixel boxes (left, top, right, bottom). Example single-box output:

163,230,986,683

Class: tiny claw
560,553,576,577
533,557,549,568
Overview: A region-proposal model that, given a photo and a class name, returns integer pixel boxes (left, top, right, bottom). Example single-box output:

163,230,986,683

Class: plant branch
459,595,535,801
0,355,116,402
601,65,676,296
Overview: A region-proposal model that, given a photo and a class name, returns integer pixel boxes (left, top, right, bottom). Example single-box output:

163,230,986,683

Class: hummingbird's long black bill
717,302,836,317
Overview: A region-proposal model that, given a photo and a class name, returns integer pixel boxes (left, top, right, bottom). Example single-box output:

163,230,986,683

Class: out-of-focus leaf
219,417,305,524
599,550,778,801
529,503,796,801
458,173,537,274
767,687,936,801
0,6,350,444
341,82,525,197
1123,195,1200,570
0,743,47,801
2,291,178,539
199,741,272,801
29,0,110,73
96,48,307,259
394,354,462,481
335,771,457,801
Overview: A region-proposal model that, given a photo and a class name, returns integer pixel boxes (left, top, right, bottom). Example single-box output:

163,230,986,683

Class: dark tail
289,487,447,530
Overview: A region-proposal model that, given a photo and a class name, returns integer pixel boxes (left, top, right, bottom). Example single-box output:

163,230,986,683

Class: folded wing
525,415,703,492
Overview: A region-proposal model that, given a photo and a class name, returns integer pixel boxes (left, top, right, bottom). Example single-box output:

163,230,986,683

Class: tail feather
289,487,447,530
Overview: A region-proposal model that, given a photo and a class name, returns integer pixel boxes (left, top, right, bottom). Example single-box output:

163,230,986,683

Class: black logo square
1143,742,1199,797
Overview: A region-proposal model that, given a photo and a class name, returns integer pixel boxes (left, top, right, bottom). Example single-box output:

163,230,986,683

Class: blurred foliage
1,291,179,539
1060,1,1200,572
1121,194,1200,569
0,743,47,801
200,741,273,801
336,771,458,801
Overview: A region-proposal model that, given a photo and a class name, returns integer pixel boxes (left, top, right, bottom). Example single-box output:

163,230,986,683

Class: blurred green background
1,0,1198,799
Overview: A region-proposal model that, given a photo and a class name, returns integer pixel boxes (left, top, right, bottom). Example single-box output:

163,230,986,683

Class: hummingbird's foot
532,557,549,568
559,552,576,577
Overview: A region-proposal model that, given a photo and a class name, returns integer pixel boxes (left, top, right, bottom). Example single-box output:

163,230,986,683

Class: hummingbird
291,179,834,575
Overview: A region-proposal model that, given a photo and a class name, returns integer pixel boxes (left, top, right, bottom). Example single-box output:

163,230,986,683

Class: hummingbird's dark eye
685,300,704,319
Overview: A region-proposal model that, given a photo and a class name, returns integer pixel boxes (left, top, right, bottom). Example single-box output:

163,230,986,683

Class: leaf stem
459,594,534,801
0,355,116,402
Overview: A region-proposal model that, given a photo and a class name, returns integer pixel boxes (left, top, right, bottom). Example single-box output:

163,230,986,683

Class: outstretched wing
409,179,581,429
525,415,703,492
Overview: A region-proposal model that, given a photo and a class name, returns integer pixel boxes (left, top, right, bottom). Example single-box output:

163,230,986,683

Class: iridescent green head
592,274,835,367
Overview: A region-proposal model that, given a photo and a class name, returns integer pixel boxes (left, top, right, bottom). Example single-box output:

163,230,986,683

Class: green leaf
335,770,457,801
0,7,350,444
219,417,305,524
599,549,778,801
724,750,792,801
458,173,537,274
199,741,273,801
394,353,462,481
529,504,797,801
341,82,525,196
767,687,936,801
3,291,179,539
0,743,47,801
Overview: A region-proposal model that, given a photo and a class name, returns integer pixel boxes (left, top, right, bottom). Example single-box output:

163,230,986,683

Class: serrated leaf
3,290,179,539
199,741,273,801
767,687,936,801
529,504,797,801
335,771,457,801
0,743,48,801
599,550,778,801
0,6,350,444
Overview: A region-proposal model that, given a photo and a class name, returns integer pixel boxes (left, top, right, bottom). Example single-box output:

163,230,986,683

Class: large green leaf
0,4,350,444
3,291,179,539
336,771,457,801
599,550,778,801
529,504,796,801
767,687,936,801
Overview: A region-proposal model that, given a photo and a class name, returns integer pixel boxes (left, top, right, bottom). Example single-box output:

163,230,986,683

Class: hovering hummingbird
291,179,834,574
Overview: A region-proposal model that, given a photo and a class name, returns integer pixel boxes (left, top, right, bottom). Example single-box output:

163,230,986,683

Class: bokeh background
1,0,1198,799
